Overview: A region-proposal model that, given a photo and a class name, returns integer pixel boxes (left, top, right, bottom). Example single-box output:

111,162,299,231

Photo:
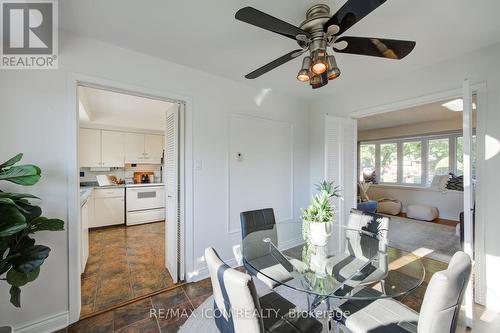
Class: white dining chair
205,247,323,333
333,251,472,333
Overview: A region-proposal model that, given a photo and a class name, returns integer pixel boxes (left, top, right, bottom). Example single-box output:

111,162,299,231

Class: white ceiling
357,96,477,131
78,86,173,132
62,0,500,100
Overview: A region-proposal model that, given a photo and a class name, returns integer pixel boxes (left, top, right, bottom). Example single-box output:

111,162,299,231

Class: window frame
359,131,465,187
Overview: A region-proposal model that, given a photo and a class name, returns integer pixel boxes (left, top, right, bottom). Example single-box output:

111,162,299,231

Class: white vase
309,222,332,247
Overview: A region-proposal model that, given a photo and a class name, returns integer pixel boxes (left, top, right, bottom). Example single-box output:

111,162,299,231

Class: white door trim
349,82,488,306
67,73,194,324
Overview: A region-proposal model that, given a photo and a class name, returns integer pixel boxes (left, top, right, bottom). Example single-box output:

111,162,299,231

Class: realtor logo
1,0,58,69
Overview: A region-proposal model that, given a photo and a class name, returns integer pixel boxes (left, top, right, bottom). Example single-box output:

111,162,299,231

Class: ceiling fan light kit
235,1,416,90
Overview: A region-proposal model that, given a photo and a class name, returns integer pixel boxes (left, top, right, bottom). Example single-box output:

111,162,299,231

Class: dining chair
240,208,294,289
204,247,323,333
334,251,472,333
327,210,389,286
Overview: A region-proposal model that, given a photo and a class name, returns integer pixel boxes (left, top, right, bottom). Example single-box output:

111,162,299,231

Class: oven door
126,187,165,211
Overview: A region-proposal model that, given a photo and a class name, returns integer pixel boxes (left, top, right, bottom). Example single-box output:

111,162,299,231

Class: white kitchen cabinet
124,132,145,163
144,134,164,163
101,130,124,167
92,188,125,227
80,198,90,274
125,133,164,164
79,128,101,167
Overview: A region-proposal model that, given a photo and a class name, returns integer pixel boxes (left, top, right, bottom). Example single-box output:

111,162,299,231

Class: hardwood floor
396,212,459,227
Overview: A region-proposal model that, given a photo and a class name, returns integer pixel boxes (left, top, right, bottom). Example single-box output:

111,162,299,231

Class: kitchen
77,85,178,315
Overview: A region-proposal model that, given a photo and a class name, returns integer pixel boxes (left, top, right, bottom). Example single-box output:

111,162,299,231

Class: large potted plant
302,180,341,247
0,154,64,332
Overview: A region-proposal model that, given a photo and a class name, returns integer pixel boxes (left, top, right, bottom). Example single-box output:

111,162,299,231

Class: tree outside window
380,143,398,183
359,144,376,181
403,141,422,184
428,138,450,183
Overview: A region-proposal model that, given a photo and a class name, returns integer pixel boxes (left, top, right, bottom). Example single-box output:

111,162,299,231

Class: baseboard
14,311,68,333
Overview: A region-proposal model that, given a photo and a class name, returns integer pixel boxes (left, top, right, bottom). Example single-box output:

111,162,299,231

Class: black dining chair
240,208,293,289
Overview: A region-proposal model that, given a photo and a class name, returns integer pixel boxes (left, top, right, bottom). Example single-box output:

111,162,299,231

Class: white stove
126,183,165,225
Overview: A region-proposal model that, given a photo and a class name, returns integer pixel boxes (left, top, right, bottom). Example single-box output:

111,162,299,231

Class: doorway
347,83,485,321
71,81,188,320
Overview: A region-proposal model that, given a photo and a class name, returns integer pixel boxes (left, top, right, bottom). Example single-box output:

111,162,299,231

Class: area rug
179,281,334,333
386,215,461,263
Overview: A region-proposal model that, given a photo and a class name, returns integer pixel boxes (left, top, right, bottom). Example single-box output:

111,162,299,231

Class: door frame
67,73,194,324
349,82,488,306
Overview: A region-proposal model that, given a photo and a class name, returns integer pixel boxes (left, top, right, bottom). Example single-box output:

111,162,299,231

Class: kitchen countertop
79,183,164,205
80,188,93,207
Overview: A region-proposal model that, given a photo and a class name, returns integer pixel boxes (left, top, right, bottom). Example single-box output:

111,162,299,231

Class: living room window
359,132,467,186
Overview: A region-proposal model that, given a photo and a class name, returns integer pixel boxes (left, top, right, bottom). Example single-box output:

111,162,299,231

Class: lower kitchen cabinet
91,188,125,227
80,198,90,274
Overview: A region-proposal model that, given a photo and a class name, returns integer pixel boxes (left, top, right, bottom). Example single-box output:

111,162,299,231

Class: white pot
309,222,332,247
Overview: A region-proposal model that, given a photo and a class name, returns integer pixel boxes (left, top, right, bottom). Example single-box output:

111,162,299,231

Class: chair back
240,209,278,261
205,247,264,333
418,251,472,333
345,210,389,264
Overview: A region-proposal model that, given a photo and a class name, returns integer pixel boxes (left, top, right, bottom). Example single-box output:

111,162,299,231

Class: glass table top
241,221,425,301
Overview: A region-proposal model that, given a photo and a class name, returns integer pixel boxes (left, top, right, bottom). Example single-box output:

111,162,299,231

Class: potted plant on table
301,181,341,277
0,154,64,332
302,180,341,247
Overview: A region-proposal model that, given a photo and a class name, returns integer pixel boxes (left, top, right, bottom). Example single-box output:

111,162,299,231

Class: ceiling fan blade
245,49,305,79
333,37,416,59
236,7,310,40
324,0,387,36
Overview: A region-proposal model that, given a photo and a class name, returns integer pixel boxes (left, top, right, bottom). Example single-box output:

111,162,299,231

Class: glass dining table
241,222,426,313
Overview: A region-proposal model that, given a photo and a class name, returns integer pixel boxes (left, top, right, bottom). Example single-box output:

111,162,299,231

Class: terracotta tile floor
81,222,175,315
59,245,500,332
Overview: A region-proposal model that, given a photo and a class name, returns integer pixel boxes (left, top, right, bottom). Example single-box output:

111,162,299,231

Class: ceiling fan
235,0,416,89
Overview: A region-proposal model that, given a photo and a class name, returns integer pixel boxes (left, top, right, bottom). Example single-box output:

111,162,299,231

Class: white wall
367,185,463,221
0,32,310,329
309,42,500,312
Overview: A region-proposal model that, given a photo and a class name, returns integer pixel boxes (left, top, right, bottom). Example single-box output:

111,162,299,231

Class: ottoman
407,204,439,221
377,200,402,215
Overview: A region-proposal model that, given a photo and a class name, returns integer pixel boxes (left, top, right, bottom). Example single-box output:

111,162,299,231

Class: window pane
428,138,449,183
359,144,376,181
403,141,422,184
380,143,398,183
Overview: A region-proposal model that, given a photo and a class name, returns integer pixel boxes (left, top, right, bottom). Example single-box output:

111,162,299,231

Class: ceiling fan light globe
297,70,310,82
312,62,327,74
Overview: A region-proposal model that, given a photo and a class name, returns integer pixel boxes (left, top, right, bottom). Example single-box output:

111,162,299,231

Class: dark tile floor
81,222,175,315
58,245,450,333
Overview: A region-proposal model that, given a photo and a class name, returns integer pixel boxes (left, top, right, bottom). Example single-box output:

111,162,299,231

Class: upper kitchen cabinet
101,130,124,167
79,128,101,167
144,134,164,163
125,133,164,164
79,129,125,168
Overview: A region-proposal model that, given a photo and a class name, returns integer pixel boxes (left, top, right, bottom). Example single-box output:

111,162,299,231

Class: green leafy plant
0,153,64,307
301,180,341,249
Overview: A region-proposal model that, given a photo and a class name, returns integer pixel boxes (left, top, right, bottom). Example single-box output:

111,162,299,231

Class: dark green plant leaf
6,267,40,287
0,260,12,275
0,165,41,186
30,217,64,232
0,153,23,170
9,286,21,307
0,205,27,237
10,245,51,273
0,192,40,200
16,236,35,249
16,201,42,221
